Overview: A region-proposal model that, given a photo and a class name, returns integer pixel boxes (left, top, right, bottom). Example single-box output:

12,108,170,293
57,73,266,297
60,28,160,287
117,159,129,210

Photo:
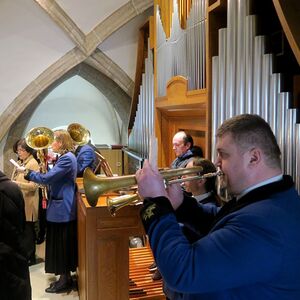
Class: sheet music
9,158,20,168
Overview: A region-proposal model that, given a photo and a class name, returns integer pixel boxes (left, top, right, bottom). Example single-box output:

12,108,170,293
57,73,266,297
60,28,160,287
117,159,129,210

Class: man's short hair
216,114,281,168
182,132,194,149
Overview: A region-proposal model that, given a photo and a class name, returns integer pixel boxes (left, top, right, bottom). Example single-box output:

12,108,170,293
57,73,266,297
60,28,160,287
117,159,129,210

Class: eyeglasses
17,148,26,153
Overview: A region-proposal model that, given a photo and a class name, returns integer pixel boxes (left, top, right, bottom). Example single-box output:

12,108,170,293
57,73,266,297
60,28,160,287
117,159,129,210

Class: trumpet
107,193,140,216
83,166,223,208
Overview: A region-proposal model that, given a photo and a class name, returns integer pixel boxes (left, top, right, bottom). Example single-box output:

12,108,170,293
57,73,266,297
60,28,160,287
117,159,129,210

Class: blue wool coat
147,176,300,299
27,152,77,223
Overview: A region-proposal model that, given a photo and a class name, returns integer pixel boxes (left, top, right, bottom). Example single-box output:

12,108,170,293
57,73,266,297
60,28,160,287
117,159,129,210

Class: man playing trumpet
136,114,300,300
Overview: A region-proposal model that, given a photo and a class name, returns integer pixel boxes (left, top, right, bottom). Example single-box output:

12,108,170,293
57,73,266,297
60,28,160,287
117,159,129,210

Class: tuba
68,123,114,177
25,126,54,208
67,123,90,146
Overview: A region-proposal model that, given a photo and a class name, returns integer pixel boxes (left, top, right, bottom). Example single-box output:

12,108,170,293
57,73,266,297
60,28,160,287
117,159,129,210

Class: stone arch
3,62,130,173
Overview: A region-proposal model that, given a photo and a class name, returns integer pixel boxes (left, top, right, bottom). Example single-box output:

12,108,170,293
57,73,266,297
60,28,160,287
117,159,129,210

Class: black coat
0,171,31,300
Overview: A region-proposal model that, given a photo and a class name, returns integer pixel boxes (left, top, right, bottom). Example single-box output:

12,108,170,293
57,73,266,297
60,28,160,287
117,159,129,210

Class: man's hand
166,183,184,210
136,160,168,199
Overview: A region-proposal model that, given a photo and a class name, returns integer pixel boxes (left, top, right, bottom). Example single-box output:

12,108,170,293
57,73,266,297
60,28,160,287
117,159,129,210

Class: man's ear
249,148,261,165
197,178,205,186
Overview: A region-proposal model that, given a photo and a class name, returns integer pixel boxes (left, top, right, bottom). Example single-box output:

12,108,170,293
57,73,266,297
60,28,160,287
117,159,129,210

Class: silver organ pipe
211,56,219,161
211,0,300,192
128,39,154,159
156,0,207,96
245,15,257,113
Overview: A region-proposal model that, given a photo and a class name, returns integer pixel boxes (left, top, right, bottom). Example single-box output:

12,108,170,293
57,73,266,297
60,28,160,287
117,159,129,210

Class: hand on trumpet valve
136,160,168,199
136,160,183,210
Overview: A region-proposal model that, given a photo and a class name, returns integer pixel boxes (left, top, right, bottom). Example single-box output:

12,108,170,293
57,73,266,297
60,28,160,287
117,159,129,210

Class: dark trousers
24,221,36,261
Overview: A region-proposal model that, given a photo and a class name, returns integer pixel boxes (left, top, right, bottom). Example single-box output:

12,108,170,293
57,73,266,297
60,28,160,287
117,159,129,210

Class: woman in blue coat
20,130,78,293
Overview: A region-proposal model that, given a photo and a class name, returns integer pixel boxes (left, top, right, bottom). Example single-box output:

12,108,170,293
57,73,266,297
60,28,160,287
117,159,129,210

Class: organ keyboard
129,247,165,299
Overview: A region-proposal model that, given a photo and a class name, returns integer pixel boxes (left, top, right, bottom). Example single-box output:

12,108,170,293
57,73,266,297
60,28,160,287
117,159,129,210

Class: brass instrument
67,123,90,146
94,151,114,177
25,126,54,208
67,123,113,176
83,166,223,208
107,193,140,216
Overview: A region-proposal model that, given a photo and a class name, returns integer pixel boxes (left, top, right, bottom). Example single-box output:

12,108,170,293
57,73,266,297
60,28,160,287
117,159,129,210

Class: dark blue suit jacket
147,176,300,299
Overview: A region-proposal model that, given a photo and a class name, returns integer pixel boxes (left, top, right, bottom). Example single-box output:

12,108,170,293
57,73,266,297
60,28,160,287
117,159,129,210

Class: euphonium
83,166,207,207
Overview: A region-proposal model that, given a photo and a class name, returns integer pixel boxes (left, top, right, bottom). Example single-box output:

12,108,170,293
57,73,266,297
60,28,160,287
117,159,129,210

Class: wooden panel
273,0,300,65
77,193,146,300
99,149,123,176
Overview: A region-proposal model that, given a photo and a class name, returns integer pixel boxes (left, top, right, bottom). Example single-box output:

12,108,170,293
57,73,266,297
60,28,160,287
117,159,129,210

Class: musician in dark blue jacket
136,114,300,300
75,143,96,177
19,130,78,293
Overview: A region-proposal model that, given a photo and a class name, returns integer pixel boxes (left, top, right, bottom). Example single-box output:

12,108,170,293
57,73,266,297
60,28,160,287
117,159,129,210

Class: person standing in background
12,138,40,265
150,132,198,280
75,143,96,177
183,157,221,208
173,157,222,244
17,130,78,293
0,170,32,300
171,131,194,169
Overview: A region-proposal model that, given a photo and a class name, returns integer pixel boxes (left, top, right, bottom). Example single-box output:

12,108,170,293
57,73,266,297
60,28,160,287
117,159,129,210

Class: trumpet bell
25,127,54,150
67,123,90,146
107,193,140,216
83,168,137,207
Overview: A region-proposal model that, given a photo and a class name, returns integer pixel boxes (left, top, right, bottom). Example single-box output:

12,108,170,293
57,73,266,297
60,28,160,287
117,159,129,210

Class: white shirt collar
236,174,283,200
194,192,212,204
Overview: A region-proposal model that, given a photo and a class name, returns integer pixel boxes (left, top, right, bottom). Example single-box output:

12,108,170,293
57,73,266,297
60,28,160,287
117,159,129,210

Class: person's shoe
151,269,162,281
148,262,157,272
45,281,72,293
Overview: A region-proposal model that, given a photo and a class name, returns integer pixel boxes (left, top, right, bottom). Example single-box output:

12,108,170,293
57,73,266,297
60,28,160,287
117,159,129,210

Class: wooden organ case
77,183,165,300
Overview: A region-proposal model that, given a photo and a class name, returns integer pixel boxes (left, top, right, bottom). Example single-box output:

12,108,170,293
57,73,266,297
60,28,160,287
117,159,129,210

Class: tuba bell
25,126,55,208
25,127,54,150
67,123,90,146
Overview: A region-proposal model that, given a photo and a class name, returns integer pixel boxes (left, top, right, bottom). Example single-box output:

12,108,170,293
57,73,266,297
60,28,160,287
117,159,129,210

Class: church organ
77,0,300,299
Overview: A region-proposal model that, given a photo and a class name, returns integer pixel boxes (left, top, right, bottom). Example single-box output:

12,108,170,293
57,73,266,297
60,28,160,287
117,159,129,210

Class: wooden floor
129,247,165,299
